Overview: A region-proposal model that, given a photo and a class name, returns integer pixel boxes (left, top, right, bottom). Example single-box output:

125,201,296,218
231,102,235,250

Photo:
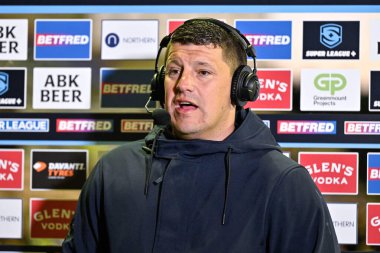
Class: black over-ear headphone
150,18,260,108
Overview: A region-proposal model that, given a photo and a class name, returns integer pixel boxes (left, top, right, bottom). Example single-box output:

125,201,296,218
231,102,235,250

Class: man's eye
199,70,211,76
167,69,180,77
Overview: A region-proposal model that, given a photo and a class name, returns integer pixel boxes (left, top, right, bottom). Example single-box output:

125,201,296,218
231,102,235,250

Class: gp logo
320,24,342,49
0,72,9,96
314,73,346,95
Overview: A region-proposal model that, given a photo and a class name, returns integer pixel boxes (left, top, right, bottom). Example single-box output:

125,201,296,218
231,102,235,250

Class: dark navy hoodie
62,109,340,253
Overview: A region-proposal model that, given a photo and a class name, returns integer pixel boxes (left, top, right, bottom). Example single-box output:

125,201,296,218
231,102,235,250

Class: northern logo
0,199,22,239
0,68,26,109
298,152,358,195
101,20,158,60
31,149,88,190
235,20,292,60
34,19,92,60
0,19,28,60
303,21,359,59
327,203,358,244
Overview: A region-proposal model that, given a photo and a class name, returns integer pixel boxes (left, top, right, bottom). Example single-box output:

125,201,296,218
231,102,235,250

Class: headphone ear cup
231,65,260,107
150,66,166,106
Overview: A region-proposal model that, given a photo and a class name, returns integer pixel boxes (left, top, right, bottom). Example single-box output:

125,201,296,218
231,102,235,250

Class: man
62,18,340,253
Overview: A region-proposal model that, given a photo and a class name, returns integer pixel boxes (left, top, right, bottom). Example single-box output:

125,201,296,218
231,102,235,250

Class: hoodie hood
147,108,281,158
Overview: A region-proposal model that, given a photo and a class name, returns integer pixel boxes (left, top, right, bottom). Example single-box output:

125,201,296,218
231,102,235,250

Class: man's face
164,43,236,141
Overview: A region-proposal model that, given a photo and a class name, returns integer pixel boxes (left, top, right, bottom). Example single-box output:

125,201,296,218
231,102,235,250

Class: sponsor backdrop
0,5,379,252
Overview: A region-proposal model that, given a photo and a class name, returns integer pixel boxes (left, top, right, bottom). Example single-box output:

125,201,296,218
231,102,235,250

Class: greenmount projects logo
300,69,360,111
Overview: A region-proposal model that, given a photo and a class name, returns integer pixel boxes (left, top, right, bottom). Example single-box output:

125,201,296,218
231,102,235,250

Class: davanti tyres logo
277,120,336,134
298,152,358,195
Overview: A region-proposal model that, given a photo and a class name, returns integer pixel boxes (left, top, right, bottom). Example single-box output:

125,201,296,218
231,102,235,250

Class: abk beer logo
298,152,358,195
327,203,358,244
245,69,292,111
277,120,336,134
56,119,113,132
370,20,380,61
235,20,292,60
368,153,380,195
101,20,158,60
367,203,380,245
300,69,360,111
0,118,49,132
0,149,24,190
345,121,380,135
34,19,92,60
33,68,91,109
167,19,186,33
0,199,22,238
303,21,359,59
0,19,28,60
31,149,87,190
100,68,153,108
30,199,77,238
0,68,26,109
121,119,153,133
369,71,380,111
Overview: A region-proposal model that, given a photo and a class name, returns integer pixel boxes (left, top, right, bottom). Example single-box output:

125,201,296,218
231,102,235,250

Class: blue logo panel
368,153,380,194
35,20,92,60
0,72,9,96
235,20,292,60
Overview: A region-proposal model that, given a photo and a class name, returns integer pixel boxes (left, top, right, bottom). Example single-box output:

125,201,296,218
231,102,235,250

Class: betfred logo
56,119,113,132
298,152,358,195
0,68,26,109
0,149,24,190
121,119,153,133
345,121,380,135
367,203,380,245
235,20,292,60
277,120,336,134
245,69,292,111
100,68,153,108
0,19,28,60
30,199,77,238
368,153,380,195
31,149,88,190
34,19,92,60
33,67,92,109
369,71,380,111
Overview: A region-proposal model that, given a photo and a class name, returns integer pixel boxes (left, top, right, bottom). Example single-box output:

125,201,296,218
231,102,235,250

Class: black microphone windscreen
152,109,171,126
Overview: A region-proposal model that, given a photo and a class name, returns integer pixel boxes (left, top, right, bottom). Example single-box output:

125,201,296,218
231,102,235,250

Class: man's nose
175,69,194,92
